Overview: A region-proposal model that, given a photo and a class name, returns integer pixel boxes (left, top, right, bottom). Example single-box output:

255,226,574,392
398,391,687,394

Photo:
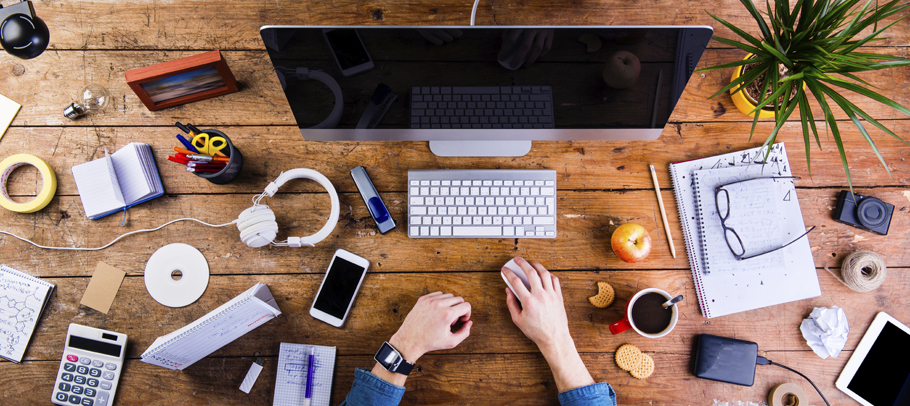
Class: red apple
602,50,641,89
611,223,652,263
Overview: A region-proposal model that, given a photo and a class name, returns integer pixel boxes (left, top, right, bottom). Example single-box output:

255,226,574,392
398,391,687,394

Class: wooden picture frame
125,50,238,111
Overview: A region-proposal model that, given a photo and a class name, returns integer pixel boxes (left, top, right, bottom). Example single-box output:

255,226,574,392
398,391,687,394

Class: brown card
80,262,126,314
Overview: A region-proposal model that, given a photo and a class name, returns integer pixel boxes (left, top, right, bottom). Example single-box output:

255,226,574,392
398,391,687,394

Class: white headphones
237,168,340,248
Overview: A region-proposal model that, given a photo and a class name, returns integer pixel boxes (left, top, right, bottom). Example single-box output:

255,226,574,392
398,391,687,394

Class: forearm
370,333,422,387
540,340,595,393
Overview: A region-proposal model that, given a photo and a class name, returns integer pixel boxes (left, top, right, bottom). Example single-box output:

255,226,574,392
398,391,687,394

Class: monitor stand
429,140,532,157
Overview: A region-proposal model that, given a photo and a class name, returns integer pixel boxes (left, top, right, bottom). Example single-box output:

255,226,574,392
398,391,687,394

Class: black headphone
0,1,49,59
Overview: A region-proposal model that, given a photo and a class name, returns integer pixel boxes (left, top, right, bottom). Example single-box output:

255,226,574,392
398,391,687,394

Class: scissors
191,133,227,157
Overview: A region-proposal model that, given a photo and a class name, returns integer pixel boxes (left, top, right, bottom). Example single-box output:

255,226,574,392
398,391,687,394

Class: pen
167,155,190,165
175,134,200,153
186,153,229,163
649,164,677,259
304,347,315,406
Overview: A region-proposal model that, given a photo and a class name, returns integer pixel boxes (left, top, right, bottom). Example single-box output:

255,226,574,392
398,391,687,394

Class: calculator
52,324,127,406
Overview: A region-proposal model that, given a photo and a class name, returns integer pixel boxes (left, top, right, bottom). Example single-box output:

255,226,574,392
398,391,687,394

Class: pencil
649,164,676,259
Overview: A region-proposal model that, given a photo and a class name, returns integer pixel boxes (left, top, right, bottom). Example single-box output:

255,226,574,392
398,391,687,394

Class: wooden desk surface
1,1,908,404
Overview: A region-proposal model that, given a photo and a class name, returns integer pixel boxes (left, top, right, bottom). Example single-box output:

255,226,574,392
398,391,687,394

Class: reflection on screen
848,322,910,405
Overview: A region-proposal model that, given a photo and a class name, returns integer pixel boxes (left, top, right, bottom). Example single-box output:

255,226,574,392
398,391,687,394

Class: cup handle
609,317,632,335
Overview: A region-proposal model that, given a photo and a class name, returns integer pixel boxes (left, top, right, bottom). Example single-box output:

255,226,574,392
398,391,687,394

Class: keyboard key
453,227,502,236
534,217,555,225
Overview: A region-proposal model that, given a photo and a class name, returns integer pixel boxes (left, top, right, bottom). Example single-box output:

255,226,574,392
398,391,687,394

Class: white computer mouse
501,258,532,299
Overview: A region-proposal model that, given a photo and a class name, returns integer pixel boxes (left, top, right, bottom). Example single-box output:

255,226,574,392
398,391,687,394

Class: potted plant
699,0,910,189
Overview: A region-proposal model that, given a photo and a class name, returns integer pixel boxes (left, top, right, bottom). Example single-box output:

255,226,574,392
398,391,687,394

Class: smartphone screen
312,256,367,319
324,29,371,71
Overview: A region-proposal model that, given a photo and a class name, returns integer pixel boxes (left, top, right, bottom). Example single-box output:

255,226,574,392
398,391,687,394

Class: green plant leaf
739,0,773,41
704,12,767,49
825,89,894,179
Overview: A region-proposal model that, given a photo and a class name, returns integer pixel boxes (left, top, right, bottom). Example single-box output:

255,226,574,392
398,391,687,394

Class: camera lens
857,197,888,229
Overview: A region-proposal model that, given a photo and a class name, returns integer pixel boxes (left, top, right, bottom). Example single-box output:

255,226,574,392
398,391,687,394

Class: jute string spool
830,250,887,292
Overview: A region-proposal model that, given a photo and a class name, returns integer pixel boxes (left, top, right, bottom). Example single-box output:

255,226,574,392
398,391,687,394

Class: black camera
833,190,893,235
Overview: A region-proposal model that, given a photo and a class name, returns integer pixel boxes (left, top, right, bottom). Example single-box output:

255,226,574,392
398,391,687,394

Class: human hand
498,29,554,69
503,257,573,356
417,29,464,46
389,291,473,362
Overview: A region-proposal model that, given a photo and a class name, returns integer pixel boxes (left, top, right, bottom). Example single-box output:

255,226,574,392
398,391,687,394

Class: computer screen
259,26,713,156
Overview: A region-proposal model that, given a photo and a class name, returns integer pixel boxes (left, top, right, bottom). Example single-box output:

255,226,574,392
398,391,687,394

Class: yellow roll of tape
0,154,57,213
769,382,808,406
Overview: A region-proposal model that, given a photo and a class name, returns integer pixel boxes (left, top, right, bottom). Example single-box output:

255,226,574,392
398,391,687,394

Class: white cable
0,218,238,251
471,0,480,26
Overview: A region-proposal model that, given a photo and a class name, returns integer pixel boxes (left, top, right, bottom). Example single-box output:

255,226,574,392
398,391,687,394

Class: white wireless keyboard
408,169,556,238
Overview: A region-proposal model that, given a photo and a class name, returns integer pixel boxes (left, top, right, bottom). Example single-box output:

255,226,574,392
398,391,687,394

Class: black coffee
630,292,673,334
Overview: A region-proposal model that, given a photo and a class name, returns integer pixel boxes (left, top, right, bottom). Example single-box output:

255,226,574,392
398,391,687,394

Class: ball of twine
839,250,887,292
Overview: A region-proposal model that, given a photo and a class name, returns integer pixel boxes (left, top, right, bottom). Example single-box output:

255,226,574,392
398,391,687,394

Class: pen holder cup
195,129,243,184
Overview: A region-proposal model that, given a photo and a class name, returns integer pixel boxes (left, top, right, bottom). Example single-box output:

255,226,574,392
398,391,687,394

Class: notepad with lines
669,143,820,318
140,283,281,370
71,142,164,220
274,343,336,406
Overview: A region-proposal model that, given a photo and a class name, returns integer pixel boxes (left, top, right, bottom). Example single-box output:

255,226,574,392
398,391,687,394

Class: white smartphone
309,249,370,327
322,29,374,77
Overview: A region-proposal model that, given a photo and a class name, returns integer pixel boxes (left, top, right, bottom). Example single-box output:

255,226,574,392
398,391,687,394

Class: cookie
630,352,654,379
614,343,642,372
588,281,615,308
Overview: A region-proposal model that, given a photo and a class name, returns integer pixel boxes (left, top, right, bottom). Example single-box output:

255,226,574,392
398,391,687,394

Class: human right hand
503,257,573,355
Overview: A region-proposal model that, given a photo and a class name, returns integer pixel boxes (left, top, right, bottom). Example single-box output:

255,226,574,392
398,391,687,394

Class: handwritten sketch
0,265,53,362
274,343,336,406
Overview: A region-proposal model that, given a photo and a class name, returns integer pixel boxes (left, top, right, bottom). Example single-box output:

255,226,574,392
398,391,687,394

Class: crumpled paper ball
800,306,849,359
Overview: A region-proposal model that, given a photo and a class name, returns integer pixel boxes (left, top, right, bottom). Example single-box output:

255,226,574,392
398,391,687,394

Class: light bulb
63,83,111,119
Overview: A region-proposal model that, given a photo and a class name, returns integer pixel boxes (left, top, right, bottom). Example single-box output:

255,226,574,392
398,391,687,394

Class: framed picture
125,50,238,111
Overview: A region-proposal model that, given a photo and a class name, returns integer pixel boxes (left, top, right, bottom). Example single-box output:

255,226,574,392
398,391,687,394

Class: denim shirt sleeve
558,382,617,406
339,368,406,406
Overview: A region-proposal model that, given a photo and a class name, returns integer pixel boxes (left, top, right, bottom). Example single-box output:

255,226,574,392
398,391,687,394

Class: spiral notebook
71,142,164,220
273,343,336,406
141,283,281,370
669,143,820,318
0,265,54,363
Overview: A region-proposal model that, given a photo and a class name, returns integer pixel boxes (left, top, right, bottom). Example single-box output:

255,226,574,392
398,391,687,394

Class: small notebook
0,93,20,142
71,142,164,220
0,265,55,363
141,283,281,370
273,343,336,406
669,143,820,318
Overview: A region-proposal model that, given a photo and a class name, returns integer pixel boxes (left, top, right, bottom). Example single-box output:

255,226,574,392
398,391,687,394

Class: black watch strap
375,341,415,375
392,356,414,375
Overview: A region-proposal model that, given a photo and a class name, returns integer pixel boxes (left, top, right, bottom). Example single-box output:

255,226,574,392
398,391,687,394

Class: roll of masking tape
769,382,808,406
0,154,57,213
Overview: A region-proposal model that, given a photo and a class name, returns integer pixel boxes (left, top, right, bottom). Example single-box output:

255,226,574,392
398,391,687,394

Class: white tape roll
0,154,56,213
144,243,210,307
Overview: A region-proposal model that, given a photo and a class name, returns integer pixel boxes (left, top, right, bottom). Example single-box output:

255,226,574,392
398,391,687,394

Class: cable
0,218,237,251
757,356,831,406
470,0,480,26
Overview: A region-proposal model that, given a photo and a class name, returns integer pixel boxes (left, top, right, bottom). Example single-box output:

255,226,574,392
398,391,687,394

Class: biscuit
614,344,642,372
588,281,615,308
630,352,654,379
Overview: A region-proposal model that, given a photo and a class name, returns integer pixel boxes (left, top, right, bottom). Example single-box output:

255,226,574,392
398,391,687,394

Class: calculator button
104,363,116,371
56,392,69,401
66,355,78,363
84,388,96,397
81,399,93,406
99,381,112,390
72,386,83,394
101,371,115,380
87,378,98,387
68,394,81,404
74,376,86,385
89,368,101,377
77,365,89,374
62,373,73,382
95,391,110,406
58,382,71,392
79,357,91,365
92,360,103,368
64,362,77,372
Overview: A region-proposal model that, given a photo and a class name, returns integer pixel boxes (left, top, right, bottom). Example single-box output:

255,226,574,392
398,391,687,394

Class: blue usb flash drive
351,166,395,234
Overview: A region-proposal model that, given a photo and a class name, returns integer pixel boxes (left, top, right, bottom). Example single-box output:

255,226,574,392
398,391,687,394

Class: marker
304,347,315,406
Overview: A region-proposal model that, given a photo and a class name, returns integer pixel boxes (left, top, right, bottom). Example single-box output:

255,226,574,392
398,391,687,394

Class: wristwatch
374,341,414,375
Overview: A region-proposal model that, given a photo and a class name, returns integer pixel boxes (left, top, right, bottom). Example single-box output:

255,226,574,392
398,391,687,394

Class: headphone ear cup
240,220,279,248
237,209,276,231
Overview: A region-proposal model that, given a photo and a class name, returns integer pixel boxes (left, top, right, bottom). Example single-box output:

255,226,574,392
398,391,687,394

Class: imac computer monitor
259,25,713,157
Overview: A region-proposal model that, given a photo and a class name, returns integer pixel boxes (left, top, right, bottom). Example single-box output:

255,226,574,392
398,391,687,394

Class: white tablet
836,312,910,406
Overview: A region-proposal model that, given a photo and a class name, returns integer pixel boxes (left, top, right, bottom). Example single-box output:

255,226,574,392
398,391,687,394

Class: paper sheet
274,343,336,406
0,93,21,143
80,262,126,314
800,306,849,359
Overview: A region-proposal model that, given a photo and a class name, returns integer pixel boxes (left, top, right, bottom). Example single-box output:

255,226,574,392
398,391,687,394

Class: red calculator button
66,354,78,362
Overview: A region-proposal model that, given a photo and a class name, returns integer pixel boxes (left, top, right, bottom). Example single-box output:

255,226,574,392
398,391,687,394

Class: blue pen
176,134,200,153
304,347,315,406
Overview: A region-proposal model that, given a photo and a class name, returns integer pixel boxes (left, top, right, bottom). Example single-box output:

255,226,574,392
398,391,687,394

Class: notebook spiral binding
668,165,711,318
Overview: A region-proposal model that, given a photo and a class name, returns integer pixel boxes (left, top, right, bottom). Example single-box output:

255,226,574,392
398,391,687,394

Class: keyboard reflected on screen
408,169,556,238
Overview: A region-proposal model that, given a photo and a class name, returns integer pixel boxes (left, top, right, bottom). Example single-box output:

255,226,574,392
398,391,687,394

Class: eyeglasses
714,176,815,260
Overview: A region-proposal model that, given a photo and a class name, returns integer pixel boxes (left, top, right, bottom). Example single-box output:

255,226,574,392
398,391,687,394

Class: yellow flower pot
729,54,775,119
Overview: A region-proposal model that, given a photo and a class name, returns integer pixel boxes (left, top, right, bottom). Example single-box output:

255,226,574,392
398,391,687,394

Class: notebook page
71,153,126,218
274,343,336,406
694,167,783,274
0,265,54,363
111,143,153,205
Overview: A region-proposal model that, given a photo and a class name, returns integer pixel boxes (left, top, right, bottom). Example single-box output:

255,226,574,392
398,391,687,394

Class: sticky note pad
0,93,21,143
81,262,126,313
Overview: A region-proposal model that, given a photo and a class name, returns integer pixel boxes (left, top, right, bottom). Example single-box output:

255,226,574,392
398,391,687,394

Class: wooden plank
1,122,909,200
1,187,907,273
28,0,910,50
11,268,907,363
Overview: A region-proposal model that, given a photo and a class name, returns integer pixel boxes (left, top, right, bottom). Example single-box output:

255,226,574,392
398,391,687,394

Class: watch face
375,342,401,370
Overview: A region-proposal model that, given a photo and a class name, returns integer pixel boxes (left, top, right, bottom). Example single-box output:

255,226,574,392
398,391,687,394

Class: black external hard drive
693,334,759,386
